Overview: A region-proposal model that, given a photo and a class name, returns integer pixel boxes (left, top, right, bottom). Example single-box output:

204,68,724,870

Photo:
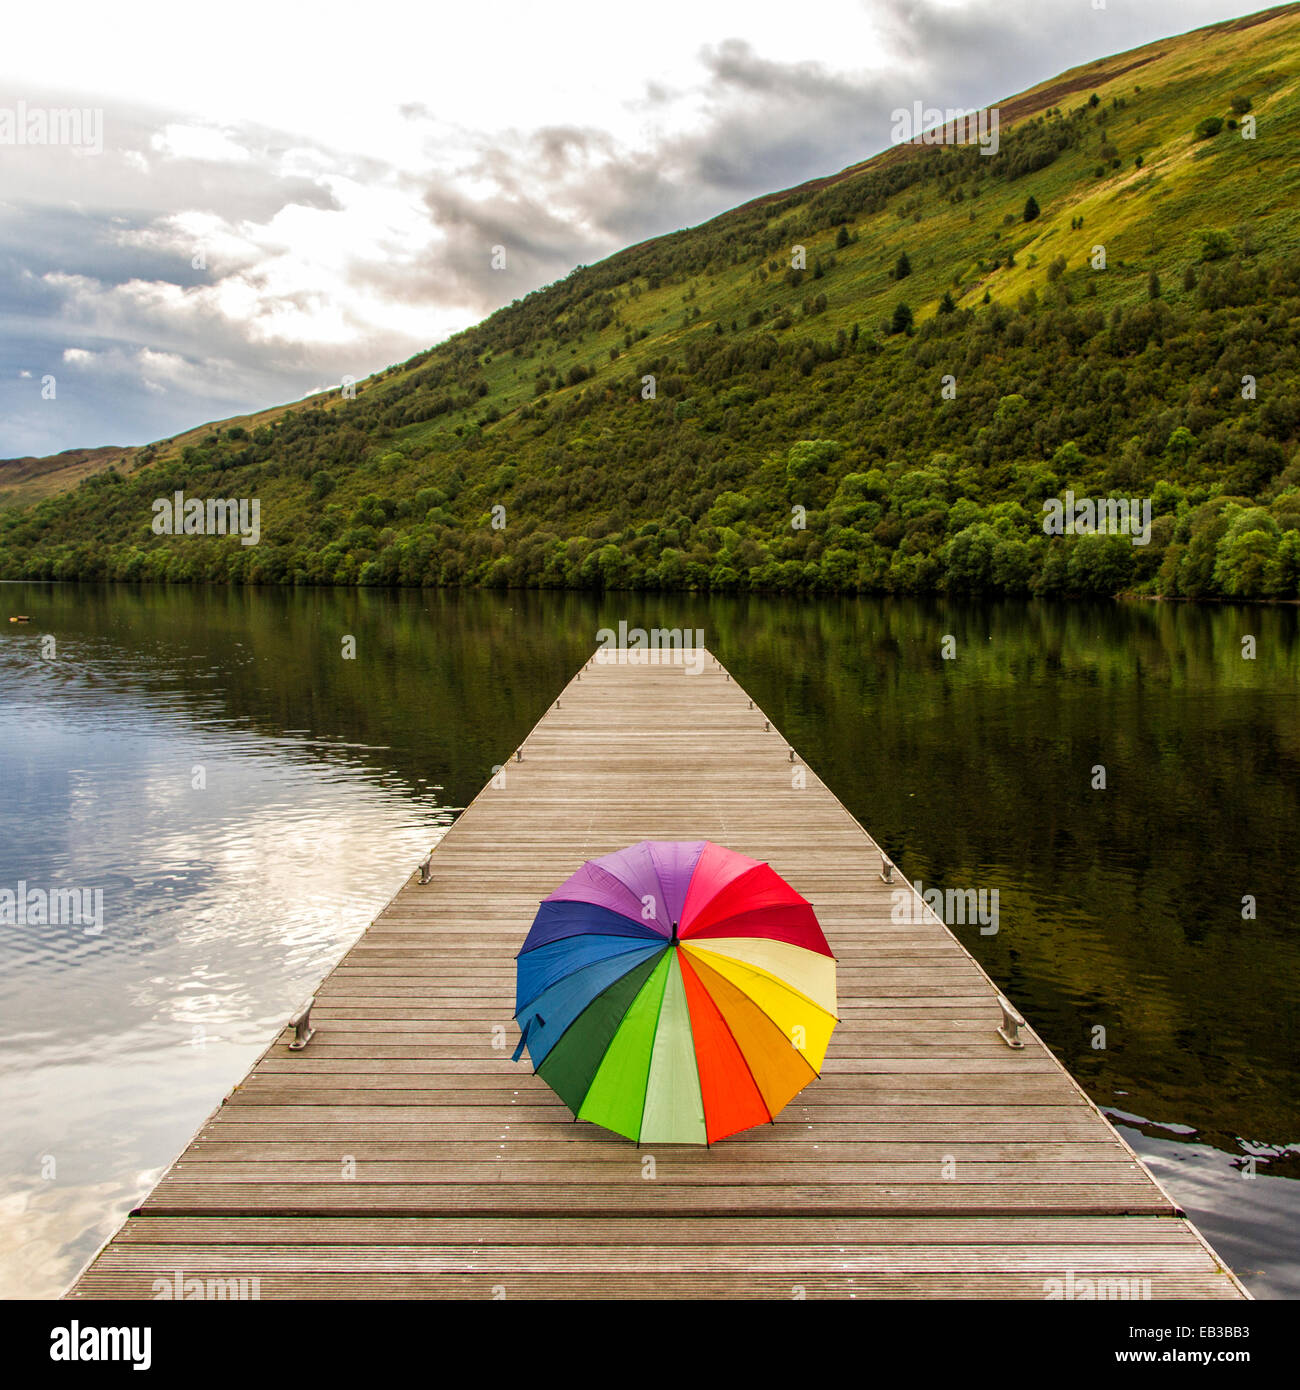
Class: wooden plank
179,1142,1128,1162
83,1246,1226,1275
130,1182,1177,1216
67,647,1245,1300
71,1273,1240,1300
104,1214,1212,1246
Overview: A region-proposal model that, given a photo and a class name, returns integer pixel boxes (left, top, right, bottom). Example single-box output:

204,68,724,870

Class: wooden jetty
69,647,1245,1299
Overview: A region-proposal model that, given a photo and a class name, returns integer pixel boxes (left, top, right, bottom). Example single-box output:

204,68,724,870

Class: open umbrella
512,839,837,1144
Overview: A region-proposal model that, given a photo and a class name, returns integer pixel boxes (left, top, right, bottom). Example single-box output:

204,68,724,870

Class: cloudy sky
0,0,1277,458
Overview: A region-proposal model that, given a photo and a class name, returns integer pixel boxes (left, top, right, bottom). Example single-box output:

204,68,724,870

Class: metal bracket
996,994,1026,1049
879,859,894,883
287,998,316,1051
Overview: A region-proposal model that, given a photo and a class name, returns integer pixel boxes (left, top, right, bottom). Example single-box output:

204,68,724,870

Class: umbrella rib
633,954,674,1148
552,947,671,1119
514,932,670,1012
679,950,777,1131
514,944,665,1067
684,944,831,1080
680,866,812,940
685,944,841,1032
522,900,670,952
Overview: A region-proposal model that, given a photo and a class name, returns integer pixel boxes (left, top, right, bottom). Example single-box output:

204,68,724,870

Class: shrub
786,440,843,482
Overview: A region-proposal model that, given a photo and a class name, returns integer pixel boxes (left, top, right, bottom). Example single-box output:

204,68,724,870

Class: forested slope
4,4,1300,599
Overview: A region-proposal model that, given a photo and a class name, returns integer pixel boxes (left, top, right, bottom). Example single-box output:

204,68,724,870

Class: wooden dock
69,647,1245,1299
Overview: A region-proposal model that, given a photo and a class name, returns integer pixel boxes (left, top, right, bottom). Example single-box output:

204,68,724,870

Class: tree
992,536,1037,592
1023,195,1041,222
1148,271,1161,300
1267,530,1300,597
1068,533,1135,594
1151,480,1185,516
1214,526,1278,597
1164,426,1198,468
938,291,956,314
894,250,912,280
786,439,842,483
890,302,914,335
836,224,850,248
1195,116,1223,140
819,547,857,590
943,523,999,591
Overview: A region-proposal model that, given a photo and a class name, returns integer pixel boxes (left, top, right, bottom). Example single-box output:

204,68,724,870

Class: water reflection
1,594,463,1295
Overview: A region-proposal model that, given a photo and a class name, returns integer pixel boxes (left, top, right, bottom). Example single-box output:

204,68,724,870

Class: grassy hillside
0,446,130,510
4,3,1300,599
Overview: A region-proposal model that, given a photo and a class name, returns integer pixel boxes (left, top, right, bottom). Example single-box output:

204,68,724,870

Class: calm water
1,582,1296,1298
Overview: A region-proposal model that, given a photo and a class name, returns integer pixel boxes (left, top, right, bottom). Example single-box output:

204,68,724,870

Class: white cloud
151,123,253,164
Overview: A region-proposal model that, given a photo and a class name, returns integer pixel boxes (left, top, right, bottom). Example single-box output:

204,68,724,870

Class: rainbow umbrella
512,840,837,1144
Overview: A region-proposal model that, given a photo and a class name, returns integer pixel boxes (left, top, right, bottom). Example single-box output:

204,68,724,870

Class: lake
1,581,1296,1298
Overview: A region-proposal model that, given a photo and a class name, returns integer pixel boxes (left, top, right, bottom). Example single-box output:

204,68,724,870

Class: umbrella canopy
513,839,837,1144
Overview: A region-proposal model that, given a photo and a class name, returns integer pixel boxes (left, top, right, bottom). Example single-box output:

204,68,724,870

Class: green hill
5,3,1300,600
0,446,131,510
